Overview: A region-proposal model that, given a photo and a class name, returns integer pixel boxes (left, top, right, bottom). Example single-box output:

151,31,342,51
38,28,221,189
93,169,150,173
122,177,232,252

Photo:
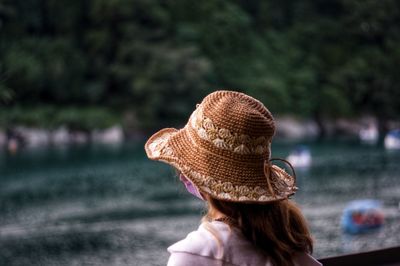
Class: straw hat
145,90,297,203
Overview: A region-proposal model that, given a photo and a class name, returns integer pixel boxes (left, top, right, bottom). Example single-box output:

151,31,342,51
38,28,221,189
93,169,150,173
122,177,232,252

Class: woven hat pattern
145,90,297,203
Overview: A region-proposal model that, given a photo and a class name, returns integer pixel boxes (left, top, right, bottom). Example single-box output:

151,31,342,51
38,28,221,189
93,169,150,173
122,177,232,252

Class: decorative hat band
146,128,297,202
189,105,271,155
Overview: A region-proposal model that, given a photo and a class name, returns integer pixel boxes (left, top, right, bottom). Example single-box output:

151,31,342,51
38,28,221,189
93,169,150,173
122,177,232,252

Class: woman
145,90,321,266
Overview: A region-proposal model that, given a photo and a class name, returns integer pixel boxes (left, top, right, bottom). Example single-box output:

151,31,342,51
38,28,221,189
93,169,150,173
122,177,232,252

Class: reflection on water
0,140,399,265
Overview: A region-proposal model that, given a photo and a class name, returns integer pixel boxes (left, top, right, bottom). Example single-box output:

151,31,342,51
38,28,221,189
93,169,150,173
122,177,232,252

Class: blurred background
0,0,399,265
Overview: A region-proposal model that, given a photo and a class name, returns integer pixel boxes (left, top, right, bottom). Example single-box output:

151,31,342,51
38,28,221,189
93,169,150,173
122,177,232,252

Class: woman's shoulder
167,221,227,259
167,221,271,265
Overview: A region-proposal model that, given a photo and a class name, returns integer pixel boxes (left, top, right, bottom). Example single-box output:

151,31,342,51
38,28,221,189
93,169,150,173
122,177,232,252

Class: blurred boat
359,124,379,144
341,199,384,234
286,145,312,168
384,129,400,149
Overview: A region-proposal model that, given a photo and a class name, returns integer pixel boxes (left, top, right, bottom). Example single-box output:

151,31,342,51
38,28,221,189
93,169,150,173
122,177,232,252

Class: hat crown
189,91,275,156
201,91,275,139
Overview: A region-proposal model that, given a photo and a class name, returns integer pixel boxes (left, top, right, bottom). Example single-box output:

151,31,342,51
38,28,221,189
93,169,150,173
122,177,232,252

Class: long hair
205,196,313,266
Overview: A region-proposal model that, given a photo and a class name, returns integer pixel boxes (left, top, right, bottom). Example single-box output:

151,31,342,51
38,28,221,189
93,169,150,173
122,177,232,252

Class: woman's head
145,90,297,203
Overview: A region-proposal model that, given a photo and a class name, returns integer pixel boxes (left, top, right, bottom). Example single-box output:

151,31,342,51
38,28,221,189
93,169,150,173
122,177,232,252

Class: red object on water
351,210,384,226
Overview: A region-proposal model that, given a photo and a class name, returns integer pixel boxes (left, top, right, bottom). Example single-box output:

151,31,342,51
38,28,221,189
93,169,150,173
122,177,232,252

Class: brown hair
205,196,313,266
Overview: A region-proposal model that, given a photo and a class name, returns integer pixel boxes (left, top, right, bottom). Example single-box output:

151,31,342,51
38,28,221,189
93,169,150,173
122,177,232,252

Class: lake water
1,139,399,266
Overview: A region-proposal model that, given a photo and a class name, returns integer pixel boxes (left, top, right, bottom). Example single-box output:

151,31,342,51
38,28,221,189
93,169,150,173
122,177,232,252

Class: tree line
1,0,399,134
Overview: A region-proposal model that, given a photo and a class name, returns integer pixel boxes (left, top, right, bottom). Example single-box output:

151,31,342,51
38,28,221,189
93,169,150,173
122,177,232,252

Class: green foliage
0,106,119,130
53,107,120,131
0,0,399,131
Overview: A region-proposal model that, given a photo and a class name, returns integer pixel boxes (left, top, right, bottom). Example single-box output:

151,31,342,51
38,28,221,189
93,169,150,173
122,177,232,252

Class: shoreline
1,116,399,148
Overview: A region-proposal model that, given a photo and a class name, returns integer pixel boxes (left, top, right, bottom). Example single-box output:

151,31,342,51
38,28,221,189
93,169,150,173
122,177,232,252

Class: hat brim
145,127,297,203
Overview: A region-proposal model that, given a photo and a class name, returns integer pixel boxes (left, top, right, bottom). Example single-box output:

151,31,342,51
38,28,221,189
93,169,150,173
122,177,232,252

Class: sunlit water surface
1,140,399,266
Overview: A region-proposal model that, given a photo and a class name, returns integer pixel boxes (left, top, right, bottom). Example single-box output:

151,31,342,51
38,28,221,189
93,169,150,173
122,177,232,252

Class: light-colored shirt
167,221,322,266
